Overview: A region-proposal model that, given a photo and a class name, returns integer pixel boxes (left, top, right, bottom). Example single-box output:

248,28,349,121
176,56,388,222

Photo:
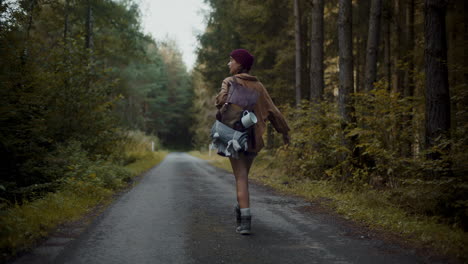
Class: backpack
216,76,259,132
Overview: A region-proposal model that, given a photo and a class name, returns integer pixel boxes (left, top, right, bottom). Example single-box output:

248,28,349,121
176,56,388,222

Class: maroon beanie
230,49,254,71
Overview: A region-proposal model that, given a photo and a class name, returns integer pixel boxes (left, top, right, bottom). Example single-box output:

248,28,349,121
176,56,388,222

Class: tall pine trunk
392,0,404,94
355,35,361,93
383,2,392,91
355,0,370,93
63,0,70,43
294,0,302,106
338,0,355,180
85,0,94,89
63,0,70,76
310,0,324,102
62,0,71,135
424,0,451,161
364,0,382,92
402,0,416,157
405,0,415,97
338,0,354,124
85,0,94,51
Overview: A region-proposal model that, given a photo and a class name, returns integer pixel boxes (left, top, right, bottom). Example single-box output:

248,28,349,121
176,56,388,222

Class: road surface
13,153,433,264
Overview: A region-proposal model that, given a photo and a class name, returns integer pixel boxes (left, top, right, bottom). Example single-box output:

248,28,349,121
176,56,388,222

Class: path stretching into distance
12,153,438,264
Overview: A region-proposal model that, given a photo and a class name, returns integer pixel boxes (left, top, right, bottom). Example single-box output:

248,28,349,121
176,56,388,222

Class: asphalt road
13,153,431,264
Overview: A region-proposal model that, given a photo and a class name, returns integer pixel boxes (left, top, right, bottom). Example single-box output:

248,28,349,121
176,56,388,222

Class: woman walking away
214,49,290,235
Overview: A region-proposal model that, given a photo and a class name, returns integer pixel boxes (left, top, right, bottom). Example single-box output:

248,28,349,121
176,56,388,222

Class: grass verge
0,150,167,260
190,150,467,262
189,150,232,172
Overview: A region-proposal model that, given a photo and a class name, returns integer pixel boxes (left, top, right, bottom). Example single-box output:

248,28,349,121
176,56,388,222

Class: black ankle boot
236,215,251,235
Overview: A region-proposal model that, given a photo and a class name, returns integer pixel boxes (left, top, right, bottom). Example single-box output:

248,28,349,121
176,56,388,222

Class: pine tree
364,0,382,92
424,0,451,161
310,0,324,101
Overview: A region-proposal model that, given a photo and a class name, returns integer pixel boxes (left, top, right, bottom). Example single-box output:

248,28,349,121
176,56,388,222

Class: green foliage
250,152,468,260
1,0,131,194
193,0,468,258
190,69,217,148
154,41,194,148
271,86,468,230
111,130,161,165
352,85,424,183
116,40,194,149
192,0,297,149
275,101,343,180
0,187,112,258
0,0,193,204
50,141,131,190
196,0,294,103
0,130,167,259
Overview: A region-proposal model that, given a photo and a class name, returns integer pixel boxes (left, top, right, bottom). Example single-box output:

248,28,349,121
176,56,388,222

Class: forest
191,0,467,257
0,0,467,260
0,0,192,199
0,0,192,255
193,0,467,229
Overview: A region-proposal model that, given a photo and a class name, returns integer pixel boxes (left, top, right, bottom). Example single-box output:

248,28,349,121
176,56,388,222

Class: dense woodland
0,0,467,246
192,0,467,230
0,0,192,204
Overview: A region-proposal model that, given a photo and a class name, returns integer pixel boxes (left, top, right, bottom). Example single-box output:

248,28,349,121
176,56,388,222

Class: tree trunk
64,0,70,43
85,0,94,89
63,0,71,129
303,13,310,100
338,0,354,125
355,0,370,93
401,0,416,157
63,0,71,71
355,35,361,93
405,0,415,97
310,0,324,102
424,0,451,160
85,0,94,51
392,0,405,95
294,0,302,106
338,0,356,181
383,2,392,91
364,0,382,92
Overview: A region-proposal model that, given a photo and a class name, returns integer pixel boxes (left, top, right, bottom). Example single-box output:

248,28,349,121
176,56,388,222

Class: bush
110,130,161,165
41,140,131,191
272,86,467,229
275,101,342,181
0,131,166,259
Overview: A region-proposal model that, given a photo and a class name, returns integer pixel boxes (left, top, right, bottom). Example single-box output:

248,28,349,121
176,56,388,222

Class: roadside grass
191,150,468,261
0,150,167,260
125,151,167,176
189,150,232,172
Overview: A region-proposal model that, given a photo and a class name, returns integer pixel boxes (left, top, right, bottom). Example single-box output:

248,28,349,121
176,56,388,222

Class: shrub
272,86,467,228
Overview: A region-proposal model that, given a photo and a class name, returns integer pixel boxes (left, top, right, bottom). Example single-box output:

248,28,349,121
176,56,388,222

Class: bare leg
245,154,255,174
229,153,256,209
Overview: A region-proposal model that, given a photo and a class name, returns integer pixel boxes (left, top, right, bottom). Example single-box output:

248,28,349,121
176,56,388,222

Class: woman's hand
282,134,290,145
